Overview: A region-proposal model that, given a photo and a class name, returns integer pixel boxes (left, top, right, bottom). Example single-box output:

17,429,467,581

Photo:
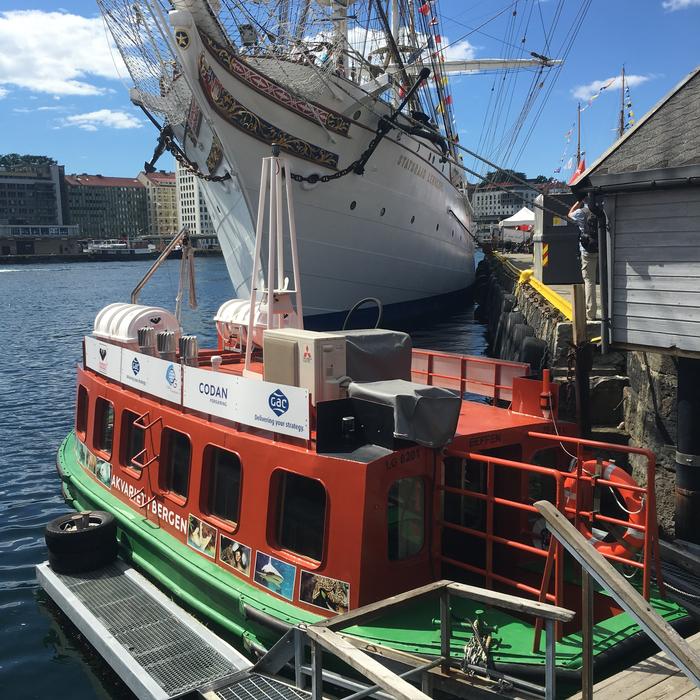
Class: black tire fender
45,511,117,555
48,541,118,575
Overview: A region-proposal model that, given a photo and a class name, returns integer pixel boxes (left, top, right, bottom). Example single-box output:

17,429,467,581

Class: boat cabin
69,303,657,631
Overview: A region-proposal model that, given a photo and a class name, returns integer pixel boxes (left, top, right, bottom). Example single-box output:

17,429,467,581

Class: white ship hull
170,11,475,322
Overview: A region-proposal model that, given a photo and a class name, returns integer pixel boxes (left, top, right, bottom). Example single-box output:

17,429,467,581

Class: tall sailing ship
98,0,554,323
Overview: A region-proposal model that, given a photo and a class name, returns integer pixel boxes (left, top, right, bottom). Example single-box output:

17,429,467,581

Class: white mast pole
267,158,278,331
283,159,304,325
245,158,269,372
275,159,284,290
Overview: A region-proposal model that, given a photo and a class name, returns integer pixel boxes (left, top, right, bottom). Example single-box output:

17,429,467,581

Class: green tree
0,153,57,170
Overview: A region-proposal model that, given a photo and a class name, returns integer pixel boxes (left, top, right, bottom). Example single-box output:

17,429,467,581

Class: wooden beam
534,500,700,688
447,582,574,623
305,626,430,700
572,283,587,345
315,580,449,630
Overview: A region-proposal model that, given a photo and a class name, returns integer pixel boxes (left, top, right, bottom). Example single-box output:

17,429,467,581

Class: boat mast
618,64,626,139
332,0,349,76
577,101,581,164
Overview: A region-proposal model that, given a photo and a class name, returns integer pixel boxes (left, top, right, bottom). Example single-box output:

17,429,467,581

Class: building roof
140,171,176,185
65,174,144,188
572,65,700,191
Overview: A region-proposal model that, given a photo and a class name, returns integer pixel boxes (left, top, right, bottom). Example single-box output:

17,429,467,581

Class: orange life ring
563,459,645,560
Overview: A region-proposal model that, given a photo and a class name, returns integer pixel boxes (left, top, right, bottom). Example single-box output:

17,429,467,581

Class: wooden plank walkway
569,631,700,699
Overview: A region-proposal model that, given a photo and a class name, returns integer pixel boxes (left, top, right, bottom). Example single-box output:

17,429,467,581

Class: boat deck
569,631,700,699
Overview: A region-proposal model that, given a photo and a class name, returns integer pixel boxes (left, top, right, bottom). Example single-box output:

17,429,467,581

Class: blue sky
1,0,698,181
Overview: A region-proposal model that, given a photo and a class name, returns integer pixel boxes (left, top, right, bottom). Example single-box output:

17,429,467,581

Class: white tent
498,206,535,229
498,206,535,245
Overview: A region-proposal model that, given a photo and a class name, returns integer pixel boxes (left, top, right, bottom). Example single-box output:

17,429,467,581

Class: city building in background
469,180,544,225
0,154,80,256
64,174,148,239
137,170,178,238
176,162,217,248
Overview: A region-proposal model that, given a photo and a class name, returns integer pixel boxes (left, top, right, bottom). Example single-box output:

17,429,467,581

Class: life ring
563,460,645,560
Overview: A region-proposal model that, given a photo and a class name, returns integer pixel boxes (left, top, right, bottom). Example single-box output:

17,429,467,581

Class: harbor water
0,255,485,699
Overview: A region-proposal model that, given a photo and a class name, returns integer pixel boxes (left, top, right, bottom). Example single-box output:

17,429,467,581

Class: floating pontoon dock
36,559,311,700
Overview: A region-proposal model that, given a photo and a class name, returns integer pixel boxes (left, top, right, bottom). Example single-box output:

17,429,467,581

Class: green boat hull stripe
57,431,688,670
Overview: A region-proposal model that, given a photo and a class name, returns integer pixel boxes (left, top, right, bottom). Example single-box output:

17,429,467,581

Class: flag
436,102,444,114
427,36,434,49
429,17,438,26
554,167,561,174
564,157,573,169
568,157,586,185
601,77,615,90
418,2,430,15
435,34,442,43
398,85,406,98
445,94,453,105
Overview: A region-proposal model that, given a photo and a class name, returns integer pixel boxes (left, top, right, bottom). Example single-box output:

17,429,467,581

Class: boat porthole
380,207,386,217
452,231,454,237
350,200,357,210
436,223,439,231
410,215,415,224
353,110,361,120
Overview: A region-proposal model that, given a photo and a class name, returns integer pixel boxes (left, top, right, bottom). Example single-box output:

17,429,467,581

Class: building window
388,477,425,560
276,471,326,561
76,385,88,437
121,410,145,469
94,398,114,456
160,429,191,498
204,446,242,524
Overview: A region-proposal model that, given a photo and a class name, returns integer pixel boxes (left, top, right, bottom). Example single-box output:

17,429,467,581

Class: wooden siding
611,189,700,353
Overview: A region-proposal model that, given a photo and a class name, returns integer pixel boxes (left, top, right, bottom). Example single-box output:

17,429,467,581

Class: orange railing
411,349,530,402
440,434,661,633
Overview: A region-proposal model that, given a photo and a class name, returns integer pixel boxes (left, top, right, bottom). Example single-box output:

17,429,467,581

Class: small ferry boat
83,239,157,260
53,155,687,683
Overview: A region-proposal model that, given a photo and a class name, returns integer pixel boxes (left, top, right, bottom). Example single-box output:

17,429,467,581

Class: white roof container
93,303,181,346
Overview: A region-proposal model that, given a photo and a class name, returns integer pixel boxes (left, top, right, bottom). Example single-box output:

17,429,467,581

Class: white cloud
572,74,652,101
442,39,477,62
0,86,7,99
662,0,700,9
61,109,143,131
0,10,126,96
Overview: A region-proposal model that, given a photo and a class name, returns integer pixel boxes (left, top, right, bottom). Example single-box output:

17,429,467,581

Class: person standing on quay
568,197,600,321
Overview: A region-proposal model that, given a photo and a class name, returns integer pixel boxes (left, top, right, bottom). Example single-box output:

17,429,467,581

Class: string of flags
553,121,576,175
625,83,635,129
579,77,615,113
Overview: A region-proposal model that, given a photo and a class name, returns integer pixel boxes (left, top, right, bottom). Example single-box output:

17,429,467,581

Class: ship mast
618,64,626,139
576,101,581,164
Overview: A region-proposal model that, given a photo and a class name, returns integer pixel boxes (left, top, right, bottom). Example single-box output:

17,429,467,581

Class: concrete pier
476,252,678,535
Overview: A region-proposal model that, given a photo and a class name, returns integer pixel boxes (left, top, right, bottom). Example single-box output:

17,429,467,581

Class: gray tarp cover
348,379,461,448
335,329,412,382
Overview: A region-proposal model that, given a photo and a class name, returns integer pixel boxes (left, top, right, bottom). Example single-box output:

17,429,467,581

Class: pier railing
441,432,662,647
411,348,530,402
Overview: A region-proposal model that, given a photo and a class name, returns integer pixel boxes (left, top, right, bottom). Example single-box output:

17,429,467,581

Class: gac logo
268,389,289,417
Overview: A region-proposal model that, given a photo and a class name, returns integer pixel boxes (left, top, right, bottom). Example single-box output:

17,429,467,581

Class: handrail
411,348,530,401
535,500,700,693
308,578,572,700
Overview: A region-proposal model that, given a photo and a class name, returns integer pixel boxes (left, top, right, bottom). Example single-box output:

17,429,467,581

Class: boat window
94,398,114,456
276,472,326,561
76,385,88,437
161,429,190,498
205,446,242,524
121,410,145,470
388,477,425,560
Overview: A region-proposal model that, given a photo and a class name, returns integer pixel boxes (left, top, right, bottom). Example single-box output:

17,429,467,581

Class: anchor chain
166,134,231,183
289,121,390,185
